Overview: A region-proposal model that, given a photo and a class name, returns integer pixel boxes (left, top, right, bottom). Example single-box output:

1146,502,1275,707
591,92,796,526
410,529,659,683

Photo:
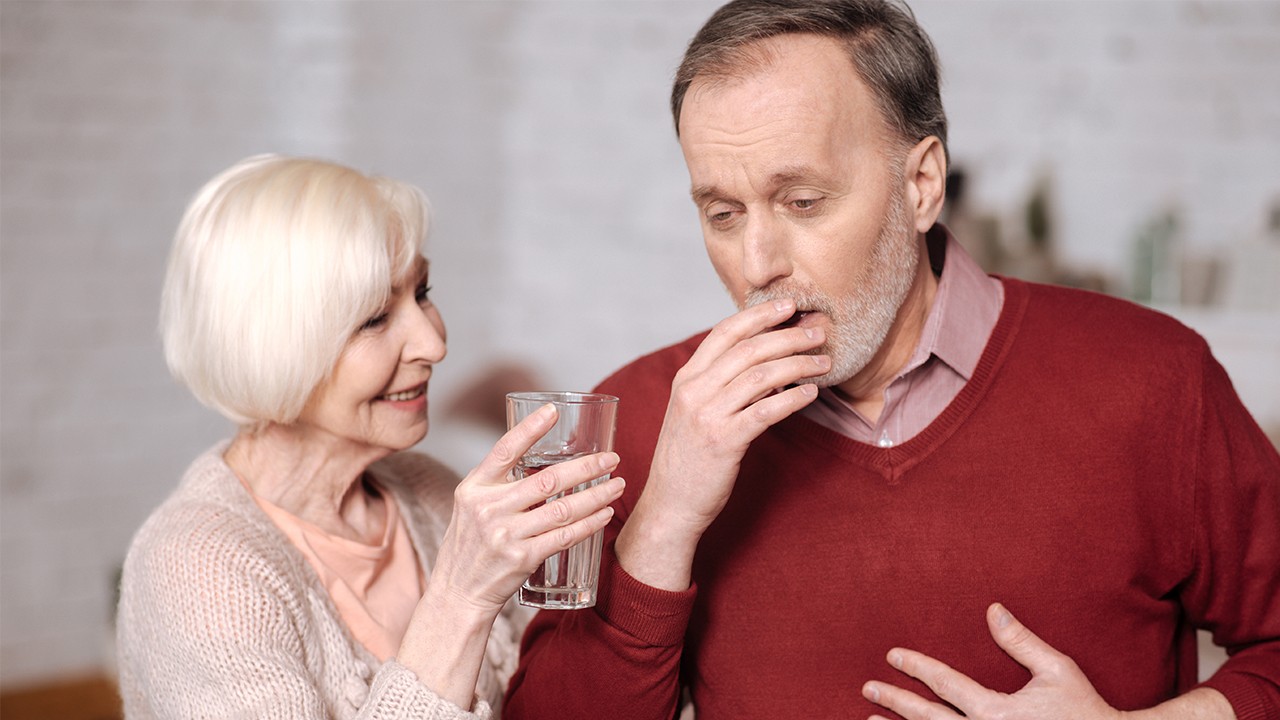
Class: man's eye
792,197,820,210
415,283,432,305
706,205,735,225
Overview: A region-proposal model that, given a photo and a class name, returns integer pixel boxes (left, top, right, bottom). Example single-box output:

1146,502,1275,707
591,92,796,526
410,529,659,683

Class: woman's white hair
160,154,428,426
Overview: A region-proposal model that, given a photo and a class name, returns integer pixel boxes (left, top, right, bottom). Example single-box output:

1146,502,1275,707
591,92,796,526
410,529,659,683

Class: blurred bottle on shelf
1131,208,1181,306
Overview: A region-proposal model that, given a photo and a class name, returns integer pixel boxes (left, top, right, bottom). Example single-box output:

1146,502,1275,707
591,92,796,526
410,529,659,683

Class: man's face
678,34,922,387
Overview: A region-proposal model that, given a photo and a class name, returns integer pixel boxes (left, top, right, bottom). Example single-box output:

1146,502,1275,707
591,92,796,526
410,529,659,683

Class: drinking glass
505,391,618,609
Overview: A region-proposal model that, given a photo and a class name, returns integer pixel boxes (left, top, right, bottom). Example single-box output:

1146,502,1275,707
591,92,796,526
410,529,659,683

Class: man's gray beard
745,191,919,388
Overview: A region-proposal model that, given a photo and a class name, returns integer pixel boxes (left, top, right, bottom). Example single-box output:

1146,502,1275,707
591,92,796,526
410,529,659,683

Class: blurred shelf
0,673,121,720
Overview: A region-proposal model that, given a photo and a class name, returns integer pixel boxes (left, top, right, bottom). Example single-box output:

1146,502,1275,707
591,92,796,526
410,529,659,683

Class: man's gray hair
671,0,947,159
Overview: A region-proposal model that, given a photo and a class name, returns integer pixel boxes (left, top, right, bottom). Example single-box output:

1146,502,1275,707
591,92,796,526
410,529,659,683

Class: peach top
249,479,423,662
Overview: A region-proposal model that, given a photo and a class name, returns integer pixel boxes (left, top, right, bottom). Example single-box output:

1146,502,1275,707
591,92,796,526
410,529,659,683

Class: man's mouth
379,383,426,402
774,310,812,330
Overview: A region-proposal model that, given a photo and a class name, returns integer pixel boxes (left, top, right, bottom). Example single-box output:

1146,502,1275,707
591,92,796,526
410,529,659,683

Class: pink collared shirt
801,226,1004,447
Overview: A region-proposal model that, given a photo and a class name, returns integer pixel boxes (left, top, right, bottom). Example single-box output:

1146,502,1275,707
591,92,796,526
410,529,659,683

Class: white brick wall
1,0,1275,689
916,0,1280,276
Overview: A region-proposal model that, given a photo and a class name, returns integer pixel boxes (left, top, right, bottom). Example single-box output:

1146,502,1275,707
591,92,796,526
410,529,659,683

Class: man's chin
803,368,850,390
800,348,868,390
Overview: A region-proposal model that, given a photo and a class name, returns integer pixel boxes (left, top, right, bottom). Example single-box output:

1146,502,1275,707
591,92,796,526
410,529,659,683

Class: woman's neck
225,424,390,544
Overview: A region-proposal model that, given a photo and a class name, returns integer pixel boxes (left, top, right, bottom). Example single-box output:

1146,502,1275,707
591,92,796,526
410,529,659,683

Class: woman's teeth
381,385,424,402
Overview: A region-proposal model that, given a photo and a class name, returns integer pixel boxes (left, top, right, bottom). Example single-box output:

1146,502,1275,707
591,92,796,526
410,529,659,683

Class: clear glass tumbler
505,391,618,609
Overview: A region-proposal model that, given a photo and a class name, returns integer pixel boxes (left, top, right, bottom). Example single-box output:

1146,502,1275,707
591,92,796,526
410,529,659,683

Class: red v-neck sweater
506,279,1280,720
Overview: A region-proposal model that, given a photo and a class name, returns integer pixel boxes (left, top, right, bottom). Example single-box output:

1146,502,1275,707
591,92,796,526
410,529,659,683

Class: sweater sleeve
503,335,704,720
1182,348,1280,717
116,503,491,720
503,528,696,720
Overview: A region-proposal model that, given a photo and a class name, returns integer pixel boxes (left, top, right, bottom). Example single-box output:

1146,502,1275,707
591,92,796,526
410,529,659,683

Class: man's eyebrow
689,166,823,205
690,184,721,206
769,167,815,185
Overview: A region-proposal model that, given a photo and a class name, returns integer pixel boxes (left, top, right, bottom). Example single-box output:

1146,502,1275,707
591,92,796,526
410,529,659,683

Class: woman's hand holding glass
396,404,623,706
437,402,623,612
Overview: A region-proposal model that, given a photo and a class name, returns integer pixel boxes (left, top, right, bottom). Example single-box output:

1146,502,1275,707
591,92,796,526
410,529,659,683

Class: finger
884,647,990,712
525,505,615,565
987,602,1071,677
686,299,801,372
509,451,620,510
726,352,832,408
470,404,558,482
517,475,626,539
697,324,828,395
729,382,820,436
862,679,962,720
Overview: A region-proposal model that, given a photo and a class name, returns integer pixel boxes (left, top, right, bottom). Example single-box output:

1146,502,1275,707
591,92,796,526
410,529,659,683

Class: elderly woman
116,155,623,719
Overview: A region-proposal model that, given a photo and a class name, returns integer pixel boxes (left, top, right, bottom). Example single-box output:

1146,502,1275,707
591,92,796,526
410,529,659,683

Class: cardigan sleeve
1183,348,1280,718
116,501,491,720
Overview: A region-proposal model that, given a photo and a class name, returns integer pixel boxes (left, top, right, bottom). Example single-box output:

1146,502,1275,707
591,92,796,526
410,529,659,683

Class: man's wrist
614,495,703,592
1124,687,1236,720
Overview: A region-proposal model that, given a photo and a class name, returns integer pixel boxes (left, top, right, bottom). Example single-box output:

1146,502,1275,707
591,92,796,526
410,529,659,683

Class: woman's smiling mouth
379,383,426,402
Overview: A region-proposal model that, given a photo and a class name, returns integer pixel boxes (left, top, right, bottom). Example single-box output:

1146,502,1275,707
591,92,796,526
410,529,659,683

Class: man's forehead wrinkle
685,114,829,204
684,87,844,158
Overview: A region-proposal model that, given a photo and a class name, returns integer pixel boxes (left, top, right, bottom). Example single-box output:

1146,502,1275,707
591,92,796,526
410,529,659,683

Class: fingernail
800,383,818,397
774,299,792,314
601,451,620,468
812,355,830,368
863,683,880,702
995,603,1012,628
887,650,903,669
538,403,557,419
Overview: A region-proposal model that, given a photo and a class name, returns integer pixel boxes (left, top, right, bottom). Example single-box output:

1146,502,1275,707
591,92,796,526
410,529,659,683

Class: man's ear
904,136,946,233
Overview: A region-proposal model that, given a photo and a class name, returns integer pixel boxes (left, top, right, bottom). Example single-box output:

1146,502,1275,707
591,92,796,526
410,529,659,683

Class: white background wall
1,0,1277,689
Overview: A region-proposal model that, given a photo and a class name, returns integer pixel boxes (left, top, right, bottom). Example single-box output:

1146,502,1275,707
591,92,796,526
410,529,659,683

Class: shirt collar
907,224,1003,382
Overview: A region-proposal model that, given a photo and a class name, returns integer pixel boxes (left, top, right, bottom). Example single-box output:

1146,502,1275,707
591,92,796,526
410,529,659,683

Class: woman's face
296,255,446,455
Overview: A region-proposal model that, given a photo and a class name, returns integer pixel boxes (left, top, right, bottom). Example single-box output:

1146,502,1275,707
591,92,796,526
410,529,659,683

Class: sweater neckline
774,277,1029,481
194,443,433,668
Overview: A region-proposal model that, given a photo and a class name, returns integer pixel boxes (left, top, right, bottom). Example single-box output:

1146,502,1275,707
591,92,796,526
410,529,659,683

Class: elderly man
505,1,1280,718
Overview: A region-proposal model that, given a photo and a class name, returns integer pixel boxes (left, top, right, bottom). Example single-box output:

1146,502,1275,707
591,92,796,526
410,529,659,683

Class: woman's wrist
397,583,499,709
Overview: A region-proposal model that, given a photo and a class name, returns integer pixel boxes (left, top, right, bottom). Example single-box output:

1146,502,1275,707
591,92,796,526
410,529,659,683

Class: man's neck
834,242,940,424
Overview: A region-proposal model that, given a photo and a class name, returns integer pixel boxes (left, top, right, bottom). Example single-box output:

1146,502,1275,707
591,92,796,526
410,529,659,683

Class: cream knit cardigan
116,442,530,719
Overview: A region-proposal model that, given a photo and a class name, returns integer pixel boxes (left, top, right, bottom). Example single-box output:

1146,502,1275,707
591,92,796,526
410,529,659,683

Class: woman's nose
403,304,447,364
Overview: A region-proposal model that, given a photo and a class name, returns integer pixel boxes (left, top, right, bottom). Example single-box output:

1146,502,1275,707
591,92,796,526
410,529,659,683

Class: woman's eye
415,283,432,305
359,313,389,332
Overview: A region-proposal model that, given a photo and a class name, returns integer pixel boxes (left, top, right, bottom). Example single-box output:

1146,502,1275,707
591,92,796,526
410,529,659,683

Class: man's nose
741,213,791,289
